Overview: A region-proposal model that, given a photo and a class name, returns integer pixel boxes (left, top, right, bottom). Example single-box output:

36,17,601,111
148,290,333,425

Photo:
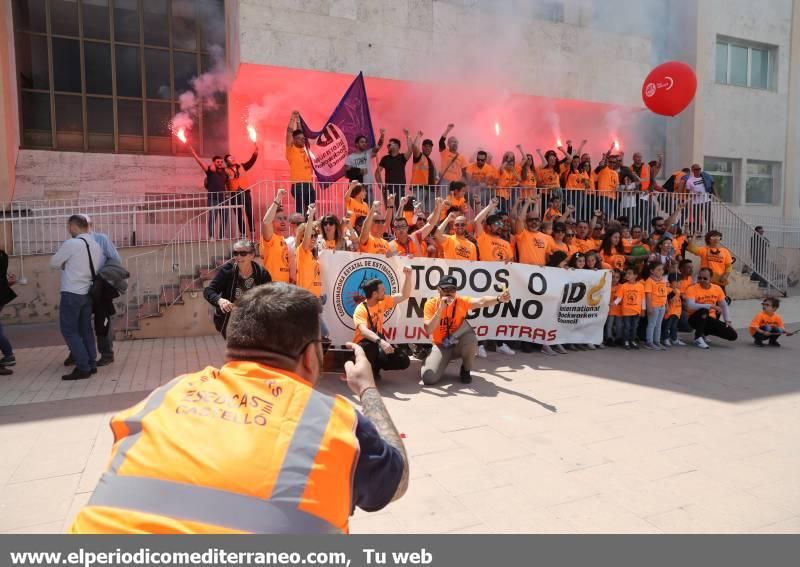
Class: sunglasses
291,221,303,226
439,286,456,293
565,233,575,237
697,276,710,281
553,229,565,233
321,220,336,226
374,220,386,224
232,250,252,257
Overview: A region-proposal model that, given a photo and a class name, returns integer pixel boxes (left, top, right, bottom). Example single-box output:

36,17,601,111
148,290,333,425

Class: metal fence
3,182,794,312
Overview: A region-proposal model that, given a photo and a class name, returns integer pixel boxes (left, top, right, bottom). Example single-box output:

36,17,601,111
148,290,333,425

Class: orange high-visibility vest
632,162,651,191
411,153,434,185
70,362,359,534
226,165,249,191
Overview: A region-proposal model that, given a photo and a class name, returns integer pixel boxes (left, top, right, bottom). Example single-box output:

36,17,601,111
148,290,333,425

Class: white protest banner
321,251,611,346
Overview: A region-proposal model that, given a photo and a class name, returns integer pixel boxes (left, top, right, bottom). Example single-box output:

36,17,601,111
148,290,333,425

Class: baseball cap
437,275,458,289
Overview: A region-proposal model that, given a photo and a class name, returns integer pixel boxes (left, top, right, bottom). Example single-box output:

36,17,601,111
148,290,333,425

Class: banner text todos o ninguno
321,252,611,346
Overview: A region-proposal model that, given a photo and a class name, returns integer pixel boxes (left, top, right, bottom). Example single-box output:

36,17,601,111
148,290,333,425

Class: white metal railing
0,193,211,255
740,214,800,250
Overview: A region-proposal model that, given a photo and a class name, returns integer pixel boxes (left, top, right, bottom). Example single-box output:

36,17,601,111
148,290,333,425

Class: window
12,0,227,155
746,160,779,205
716,37,775,90
704,157,736,204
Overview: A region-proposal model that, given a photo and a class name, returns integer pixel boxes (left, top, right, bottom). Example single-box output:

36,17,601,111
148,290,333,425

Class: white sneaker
674,339,687,346
694,337,710,349
477,345,488,358
585,343,596,350
542,345,558,356
554,344,568,354
662,339,672,347
497,343,516,356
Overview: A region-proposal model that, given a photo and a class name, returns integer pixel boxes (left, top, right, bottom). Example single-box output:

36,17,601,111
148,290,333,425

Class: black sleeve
203,268,229,305
400,154,408,166
258,265,272,284
351,412,404,513
242,152,258,171
378,155,388,169
594,164,606,175
438,136,446,152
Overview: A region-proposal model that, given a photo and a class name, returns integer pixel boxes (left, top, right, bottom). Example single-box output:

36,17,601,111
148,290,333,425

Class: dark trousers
754,325,780,344
235,189,255,237
60,292,96,373
94,306,113,358
0,320,13,357
358,339,410,379
207,192,228,238
662,315,679,342
292,182,316,215
688,309,738,341
622,315,639,342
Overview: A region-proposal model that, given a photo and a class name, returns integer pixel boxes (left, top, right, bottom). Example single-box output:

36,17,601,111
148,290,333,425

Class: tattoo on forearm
360,388,409,501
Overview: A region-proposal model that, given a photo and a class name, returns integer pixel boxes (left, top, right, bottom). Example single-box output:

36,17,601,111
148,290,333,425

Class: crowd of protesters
192,116,794,385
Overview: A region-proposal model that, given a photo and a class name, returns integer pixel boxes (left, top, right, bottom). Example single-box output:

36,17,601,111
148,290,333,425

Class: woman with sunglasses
317,214,349,252
203,240,272,337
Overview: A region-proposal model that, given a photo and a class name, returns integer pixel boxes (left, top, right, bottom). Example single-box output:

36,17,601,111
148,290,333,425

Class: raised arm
513,199,531,235
418,198,444,241
468,287,511,309
439,124,454,151
589,209,603,232
535,148,546,167
575,139,587,157
242,143,259,170
360,201,381,246
302,204,316,251
395,195,411,221
402,129,414,161
261,188,286,241
371,128,386,156
390,265,414,304
344,179,359,202
436,211,457,244
474,198,498,238
286,110,299,147
665,200,688,231
188,145,209,172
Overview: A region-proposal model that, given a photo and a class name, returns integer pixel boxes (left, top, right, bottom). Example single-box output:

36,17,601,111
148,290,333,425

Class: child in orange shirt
642,262,669,350
661,274,687,347
604,270,624,346
750,297,794,347
614,267,645,349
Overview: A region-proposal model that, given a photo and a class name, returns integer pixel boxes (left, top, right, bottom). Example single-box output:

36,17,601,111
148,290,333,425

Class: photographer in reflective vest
70,283,408,534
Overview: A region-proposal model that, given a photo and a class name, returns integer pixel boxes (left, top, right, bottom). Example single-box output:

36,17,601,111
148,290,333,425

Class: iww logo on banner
321,252,611,346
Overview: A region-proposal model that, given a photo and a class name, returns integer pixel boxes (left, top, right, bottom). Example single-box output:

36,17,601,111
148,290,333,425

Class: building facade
1,0,798,221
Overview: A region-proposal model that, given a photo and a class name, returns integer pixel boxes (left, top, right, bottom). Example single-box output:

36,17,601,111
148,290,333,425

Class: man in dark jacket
203,240,272,337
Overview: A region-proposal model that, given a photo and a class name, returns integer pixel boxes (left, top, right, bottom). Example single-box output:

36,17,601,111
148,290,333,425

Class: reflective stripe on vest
92,384,342,533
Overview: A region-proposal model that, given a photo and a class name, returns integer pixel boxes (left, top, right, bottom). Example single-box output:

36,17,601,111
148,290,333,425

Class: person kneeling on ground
684,267,738,349
421,275,511,385
749,297,795,347
352,266,413,381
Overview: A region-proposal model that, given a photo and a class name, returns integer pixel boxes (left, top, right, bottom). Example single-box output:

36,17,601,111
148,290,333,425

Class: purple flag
299,72,375,183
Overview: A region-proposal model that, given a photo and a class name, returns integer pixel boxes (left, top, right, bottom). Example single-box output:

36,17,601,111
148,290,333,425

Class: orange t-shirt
440,150,467,182
573,238,595,254
690,246,733,279
536,166,560,188
516,230,552,266
644,276,669,308
390,235,422,257
285,144,313,182
360,234,390,255
477,232,513,262
684,283,725,316
441,194,467,219
260,234,290,283
601,251,626,271
345,197,369,225
609,284,623,316
353,296,395,344
495,166,520,200
543,207,561,222
596,167,619,197
441,234,477,261
296,246,322,297
666,289,683,318
566,171,591,190
423,296,473,345
616,281,645,316
546,239,569,259
749,312,784,336
678,277,693,295
466,163,498,186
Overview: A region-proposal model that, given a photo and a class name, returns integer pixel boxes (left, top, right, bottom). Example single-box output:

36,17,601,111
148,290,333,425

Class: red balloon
642,61,697,116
